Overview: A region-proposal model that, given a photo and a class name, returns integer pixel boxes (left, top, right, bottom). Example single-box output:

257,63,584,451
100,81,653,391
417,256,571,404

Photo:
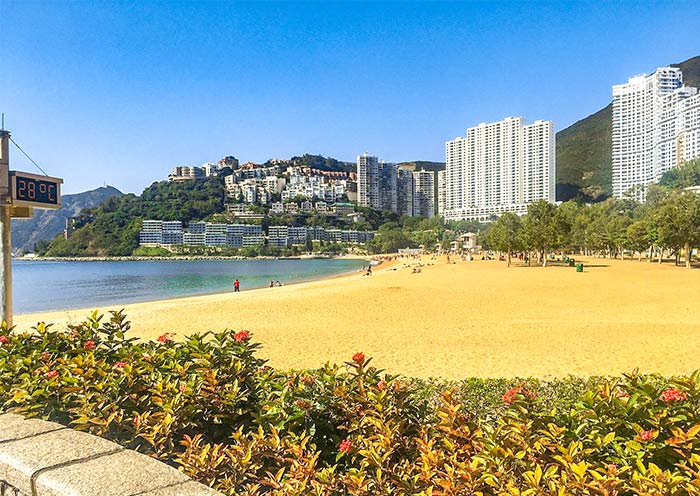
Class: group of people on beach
233,278,286,291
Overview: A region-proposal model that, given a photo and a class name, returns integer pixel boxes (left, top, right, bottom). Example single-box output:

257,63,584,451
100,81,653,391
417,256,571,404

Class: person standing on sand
234,279,240,292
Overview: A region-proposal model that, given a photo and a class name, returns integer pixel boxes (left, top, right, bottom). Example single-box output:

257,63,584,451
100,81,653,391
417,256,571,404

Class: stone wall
0,413,222,496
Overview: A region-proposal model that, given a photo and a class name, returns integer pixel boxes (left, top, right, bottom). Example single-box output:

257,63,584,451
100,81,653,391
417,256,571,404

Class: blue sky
2,1,699,194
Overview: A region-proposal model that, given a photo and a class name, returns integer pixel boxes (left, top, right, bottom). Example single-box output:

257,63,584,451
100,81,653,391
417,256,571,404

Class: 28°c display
9,171,63,209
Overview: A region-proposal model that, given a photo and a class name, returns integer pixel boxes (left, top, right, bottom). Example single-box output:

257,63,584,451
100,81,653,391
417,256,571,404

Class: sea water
13,258,366,314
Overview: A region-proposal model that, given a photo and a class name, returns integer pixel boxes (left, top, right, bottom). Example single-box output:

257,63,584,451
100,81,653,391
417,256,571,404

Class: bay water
13,258,366,314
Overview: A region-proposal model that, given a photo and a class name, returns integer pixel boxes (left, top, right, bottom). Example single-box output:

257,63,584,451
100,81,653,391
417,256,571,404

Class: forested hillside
43,178,226,256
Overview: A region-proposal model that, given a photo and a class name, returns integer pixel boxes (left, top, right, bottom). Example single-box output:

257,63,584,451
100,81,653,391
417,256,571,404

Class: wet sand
14,256,700,379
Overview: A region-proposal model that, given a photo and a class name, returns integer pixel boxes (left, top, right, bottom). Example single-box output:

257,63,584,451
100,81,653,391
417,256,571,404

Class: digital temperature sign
9,171,62,209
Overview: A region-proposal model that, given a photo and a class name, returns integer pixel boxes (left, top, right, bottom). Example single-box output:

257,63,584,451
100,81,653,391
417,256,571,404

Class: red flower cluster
377,380,387,391
639,430,655,442
615,390,630,399
660,387,687,403
352,352,365,366
156,333,175,344
234,330,250,342
0,335,8,345
45,370,59,379
301,374,316,386
113,361,127,371
41,351,51,362
502,386,537,405
339,438,353,453
83,340,96,350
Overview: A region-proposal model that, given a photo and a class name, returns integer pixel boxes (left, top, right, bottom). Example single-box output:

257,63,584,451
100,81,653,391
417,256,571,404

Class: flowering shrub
1,312,700,495
661,387,688,403
502,384,537,404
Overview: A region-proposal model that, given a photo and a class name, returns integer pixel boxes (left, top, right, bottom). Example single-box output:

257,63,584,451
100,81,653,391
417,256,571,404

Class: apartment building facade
443,117,555,222
139,220,374,249
357,153,380,209
612,67,700,200
412,170,435,218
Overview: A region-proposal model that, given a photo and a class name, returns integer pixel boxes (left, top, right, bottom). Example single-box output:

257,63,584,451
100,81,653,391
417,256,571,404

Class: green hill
556,54,700,201
43,178,226,257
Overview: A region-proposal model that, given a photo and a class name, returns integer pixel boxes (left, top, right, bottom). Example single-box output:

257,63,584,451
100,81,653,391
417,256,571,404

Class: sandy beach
14,256,700,379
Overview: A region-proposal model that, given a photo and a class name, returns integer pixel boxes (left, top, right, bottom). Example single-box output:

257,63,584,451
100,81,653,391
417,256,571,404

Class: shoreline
15,253,371,262
14,256,375,316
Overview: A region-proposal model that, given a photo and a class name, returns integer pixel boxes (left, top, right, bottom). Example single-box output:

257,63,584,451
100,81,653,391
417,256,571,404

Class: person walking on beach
234,278,240,292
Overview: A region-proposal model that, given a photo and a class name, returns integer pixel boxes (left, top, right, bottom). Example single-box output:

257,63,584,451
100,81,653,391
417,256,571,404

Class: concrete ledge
0,415,64,443
0,414,222,496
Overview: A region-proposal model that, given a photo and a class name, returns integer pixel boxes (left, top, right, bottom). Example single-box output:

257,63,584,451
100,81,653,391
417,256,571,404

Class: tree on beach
655,191,700,268
487,212,522,267
583,198,635,259
626,219,652,261
522,200,569,266
366,223,414,254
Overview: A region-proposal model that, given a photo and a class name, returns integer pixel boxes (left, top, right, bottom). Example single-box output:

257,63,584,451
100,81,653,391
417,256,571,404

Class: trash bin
568,260,575,267
576,263,583,273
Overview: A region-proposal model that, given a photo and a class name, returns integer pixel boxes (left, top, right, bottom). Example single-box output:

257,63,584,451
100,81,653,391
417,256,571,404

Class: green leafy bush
1,314,699,495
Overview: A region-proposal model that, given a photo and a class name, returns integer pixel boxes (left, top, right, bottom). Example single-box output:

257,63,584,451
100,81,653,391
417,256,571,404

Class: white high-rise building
612,67,700,200
357,153,379,209
437,170,446,216
412,170,435,218
443,117,555,222
357,153,398,212
378,162,397,213
396,167,414,216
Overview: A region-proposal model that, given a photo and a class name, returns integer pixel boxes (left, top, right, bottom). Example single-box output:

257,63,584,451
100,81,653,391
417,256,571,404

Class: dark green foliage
556,104,613,201
33,239,51,256
659,158,700,189
132,246,176,257
487,190,700,267
288,154,354,172
366,222,415,254
354,207,400,231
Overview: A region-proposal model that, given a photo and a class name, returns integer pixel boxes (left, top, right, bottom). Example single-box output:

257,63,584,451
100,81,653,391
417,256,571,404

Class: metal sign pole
0,206,10,327
0,129,11,327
